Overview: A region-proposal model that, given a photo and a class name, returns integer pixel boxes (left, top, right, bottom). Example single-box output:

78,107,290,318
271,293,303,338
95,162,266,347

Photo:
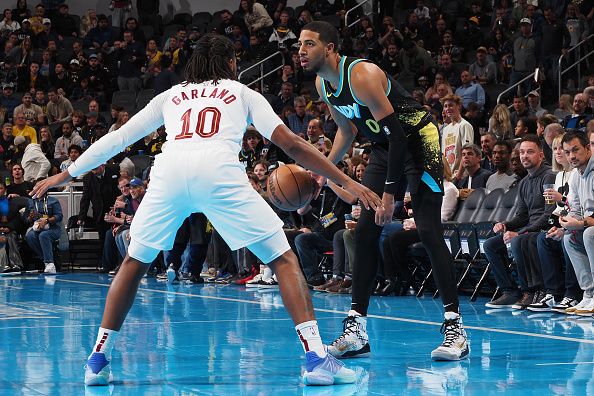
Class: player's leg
328,147,386,359
85,181,190,386
411,182,469,361
247,231,356,386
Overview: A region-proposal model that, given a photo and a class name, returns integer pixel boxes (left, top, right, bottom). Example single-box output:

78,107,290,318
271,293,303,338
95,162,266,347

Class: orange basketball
267,164,317,211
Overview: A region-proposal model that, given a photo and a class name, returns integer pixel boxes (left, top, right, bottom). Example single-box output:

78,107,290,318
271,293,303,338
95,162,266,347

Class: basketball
267,164,317,211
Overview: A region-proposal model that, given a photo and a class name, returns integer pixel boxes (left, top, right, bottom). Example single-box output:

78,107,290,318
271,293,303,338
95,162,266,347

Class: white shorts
128,143,287,264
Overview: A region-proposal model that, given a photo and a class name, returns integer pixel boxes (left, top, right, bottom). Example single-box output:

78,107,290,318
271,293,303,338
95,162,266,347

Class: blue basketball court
1,273,592,395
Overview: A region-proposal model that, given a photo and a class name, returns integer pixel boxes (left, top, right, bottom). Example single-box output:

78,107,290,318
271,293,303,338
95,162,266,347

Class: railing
344,0,374,28
558,34,594,97
237,51,284,93
496,72,537,104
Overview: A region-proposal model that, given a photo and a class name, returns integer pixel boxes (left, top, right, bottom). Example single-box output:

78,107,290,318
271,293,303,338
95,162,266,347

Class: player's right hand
342,179,382,211
30,171,73,199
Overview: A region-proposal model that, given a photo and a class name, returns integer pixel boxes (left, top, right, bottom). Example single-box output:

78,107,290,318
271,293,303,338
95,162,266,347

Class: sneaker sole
526,306,553,312
84,366,113,386
302,366,357,386
431,345,470,361
484,302,515,308
329,343,371,359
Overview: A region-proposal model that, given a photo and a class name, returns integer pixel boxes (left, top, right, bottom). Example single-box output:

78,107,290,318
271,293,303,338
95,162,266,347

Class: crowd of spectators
0,1,594,314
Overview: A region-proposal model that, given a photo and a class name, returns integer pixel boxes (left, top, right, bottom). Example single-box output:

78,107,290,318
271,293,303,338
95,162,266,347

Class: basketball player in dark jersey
298,21,469,361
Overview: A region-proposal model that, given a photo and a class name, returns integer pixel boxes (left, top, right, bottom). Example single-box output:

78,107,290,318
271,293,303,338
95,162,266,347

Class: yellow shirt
12,125,38,144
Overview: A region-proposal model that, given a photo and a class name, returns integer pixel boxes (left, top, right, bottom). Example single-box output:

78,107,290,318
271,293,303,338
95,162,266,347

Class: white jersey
68,79,283,177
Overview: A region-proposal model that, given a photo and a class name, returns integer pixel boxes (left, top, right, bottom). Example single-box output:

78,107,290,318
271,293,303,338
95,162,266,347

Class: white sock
348,309,363,317
295,320,326,357
91,327,118,359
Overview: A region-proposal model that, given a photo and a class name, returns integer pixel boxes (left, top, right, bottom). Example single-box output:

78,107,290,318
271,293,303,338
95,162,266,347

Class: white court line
536,362,594,366
0,317,298,330
54,278,594,345
0,316,59,320
0,284,23,289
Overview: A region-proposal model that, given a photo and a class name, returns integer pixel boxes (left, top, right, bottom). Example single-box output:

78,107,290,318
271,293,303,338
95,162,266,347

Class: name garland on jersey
171,87,237,106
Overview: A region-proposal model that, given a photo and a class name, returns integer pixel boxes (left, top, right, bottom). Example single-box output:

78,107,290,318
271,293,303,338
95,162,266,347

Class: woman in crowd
239,0,273,36
554,94,573,121
253,160,270,192
80,9,97,37
488,104,513,140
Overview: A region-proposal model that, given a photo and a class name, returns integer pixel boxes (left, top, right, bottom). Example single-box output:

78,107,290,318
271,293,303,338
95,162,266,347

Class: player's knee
128,239,160,264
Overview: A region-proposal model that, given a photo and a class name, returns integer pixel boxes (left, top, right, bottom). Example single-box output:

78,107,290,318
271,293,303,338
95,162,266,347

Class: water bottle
4,177,10,186
77,223,84,239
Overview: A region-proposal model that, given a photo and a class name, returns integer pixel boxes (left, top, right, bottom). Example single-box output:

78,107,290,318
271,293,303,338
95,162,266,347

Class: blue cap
129,178,143,187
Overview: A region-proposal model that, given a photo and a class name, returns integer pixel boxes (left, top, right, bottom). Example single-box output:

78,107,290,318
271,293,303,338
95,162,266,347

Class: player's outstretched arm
30,170,73,198
270,124,382,211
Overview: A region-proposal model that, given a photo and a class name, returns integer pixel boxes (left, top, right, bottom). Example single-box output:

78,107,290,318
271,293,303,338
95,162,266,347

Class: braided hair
184,33,235,85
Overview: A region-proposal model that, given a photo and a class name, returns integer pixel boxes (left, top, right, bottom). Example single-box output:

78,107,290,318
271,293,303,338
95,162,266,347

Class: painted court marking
9,277,594,345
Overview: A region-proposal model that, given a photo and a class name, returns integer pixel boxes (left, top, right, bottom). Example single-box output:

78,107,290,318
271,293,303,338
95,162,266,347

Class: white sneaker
327,310,371,359
431,312,470,361
565,297,592,314
575,299,594,316
303,349,356,386
44,263,56,274
527,293,557,312
84,352,113,386
245,273,263,288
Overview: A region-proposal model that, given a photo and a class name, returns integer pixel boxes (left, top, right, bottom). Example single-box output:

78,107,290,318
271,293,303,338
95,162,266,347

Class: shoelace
439,319,463,348
332,316,360,344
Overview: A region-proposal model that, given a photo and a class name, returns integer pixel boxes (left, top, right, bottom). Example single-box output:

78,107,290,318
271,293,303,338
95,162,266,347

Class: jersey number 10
174,107,221,140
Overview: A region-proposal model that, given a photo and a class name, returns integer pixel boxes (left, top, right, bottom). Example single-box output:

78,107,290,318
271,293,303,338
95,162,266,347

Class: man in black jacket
78,163,121,270
483,134,556,309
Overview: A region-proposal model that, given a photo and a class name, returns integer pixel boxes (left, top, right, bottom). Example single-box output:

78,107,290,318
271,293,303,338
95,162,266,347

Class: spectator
78,163,121,271
25,191,63,273
480,132,497,172
80,9,97,37
80,111,104,143
484,135,555,308
295,175,354,287
54,121,82,162
13,92,42,124
540,7,570,101
527,90,547,118
488,104,513,140
14,135,50,182
561,131,594,315
28,4,44,36
287,96,314,138
12,111,36,143
239,0,273,36
454,144,492,199
17,61,48,94
554,94,573,120
217,9,249,38
121,17,145,45
114,29,145,92
514,116,536,139
397,40,435,91
38,125,54,164
379,43,400,78
0,58,18,87
543,123,565,166
70,41,87,69
440,94,474,175
306,118,332,153
110,0,132,29
269,25,297,51
271,81,296,114
84,14,116,52
510,95,530,129
469,46,497,85
59,144,81,173
562,93,591,131
253,160,269,192
12,1,30,24
0,122,15,161
6,163,32,198
34,17,59,49
436,53,462,88
153,55,179,95
509,18,539,96
108,111,129,134
70,77,96,103
0,182,24,272
79,54,108,95
486,140,517,192
0,9,20,35
455,70,485,112
1,83,19,118
46,87,73,126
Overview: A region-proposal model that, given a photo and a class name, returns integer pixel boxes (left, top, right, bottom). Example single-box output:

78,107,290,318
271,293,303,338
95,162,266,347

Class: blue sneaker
84,352,113,386
303,350,356,386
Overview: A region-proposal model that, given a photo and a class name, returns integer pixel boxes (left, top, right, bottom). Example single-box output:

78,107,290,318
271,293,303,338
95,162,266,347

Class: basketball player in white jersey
32,34,382,387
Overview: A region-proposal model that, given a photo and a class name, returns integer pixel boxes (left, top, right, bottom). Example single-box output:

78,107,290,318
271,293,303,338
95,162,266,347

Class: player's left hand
342,179,382,211
375,192,395,226
30,171,73,199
